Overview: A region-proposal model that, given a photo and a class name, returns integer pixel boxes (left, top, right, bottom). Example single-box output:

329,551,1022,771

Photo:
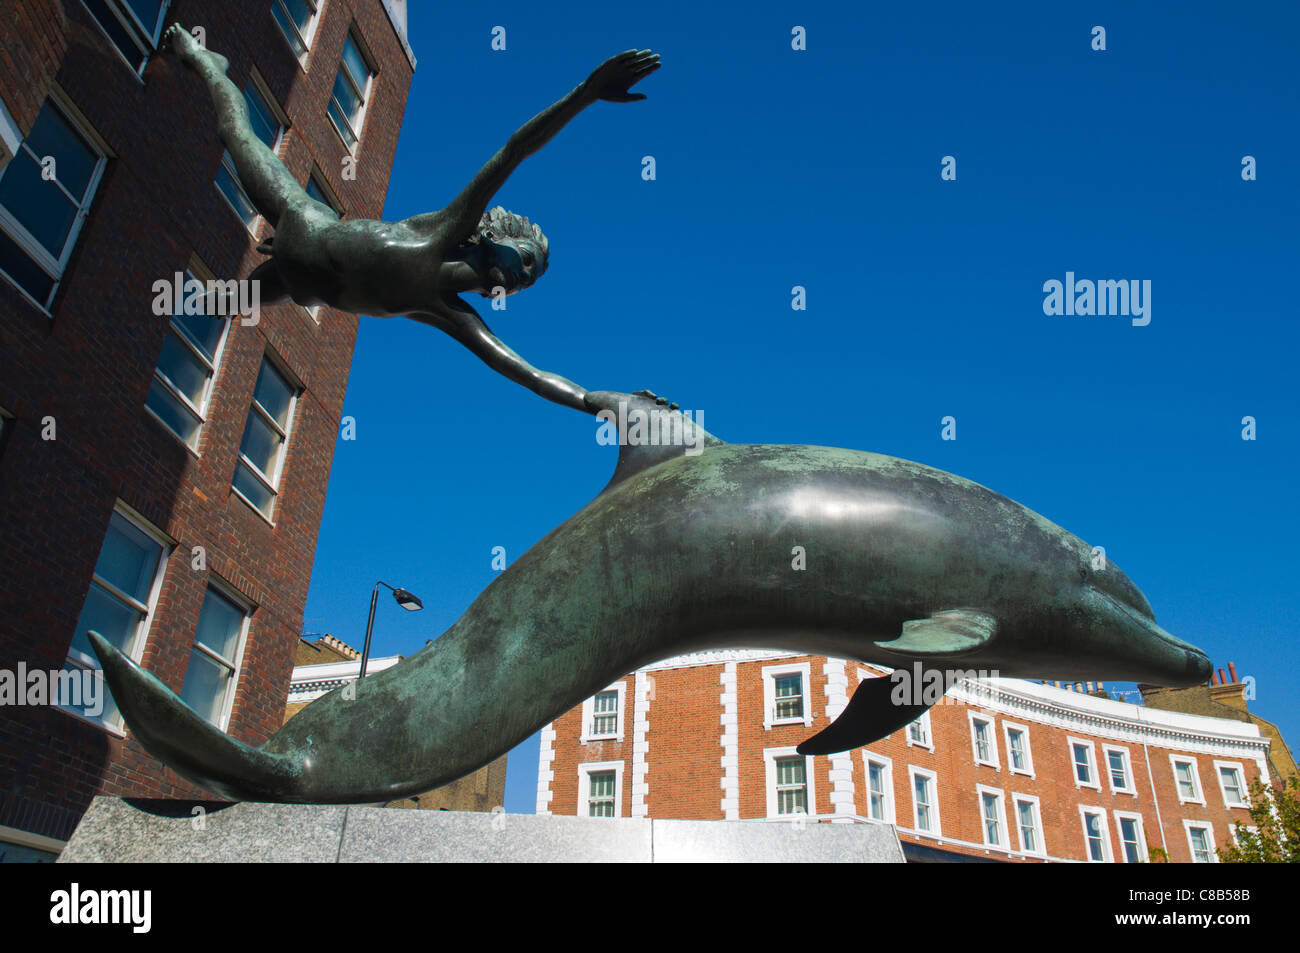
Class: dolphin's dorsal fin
796,672,938,755
874,608,997,657
594,392,726,491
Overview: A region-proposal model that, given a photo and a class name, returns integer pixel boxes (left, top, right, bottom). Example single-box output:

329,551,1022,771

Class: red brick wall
0,0,412,841
0,0,68,147
545,654,1266,863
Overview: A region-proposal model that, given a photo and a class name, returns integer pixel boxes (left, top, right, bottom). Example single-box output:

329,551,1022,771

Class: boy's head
469,206,549,296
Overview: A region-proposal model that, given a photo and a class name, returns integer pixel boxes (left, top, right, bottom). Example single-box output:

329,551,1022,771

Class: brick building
0,0,415,857
287,635,509,814
538,650,1285,863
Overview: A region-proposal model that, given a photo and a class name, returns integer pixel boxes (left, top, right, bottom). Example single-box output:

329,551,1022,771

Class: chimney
1228,661,1239,683
1217,668,1227,685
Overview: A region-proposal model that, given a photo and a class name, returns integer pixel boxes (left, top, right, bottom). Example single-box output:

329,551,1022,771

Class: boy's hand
583,50,660,103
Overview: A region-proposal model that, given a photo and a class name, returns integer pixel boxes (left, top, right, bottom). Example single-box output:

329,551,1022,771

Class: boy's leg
164,24,308,228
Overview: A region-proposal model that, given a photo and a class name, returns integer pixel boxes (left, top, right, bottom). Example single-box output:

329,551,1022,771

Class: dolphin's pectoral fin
88,632,302,801
796,673,935,755
874,608,997,657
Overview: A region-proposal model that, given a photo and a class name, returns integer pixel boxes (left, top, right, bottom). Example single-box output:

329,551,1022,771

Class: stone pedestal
59,797,905,863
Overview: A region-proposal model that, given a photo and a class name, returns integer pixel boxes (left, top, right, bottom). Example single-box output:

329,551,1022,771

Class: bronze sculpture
166,24,658,412
90,31,1214,803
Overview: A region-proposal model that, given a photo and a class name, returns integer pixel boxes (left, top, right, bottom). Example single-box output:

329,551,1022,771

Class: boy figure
165,24,661,414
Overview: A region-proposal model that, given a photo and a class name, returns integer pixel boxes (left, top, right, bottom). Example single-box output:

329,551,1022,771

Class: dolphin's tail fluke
89,632,305,801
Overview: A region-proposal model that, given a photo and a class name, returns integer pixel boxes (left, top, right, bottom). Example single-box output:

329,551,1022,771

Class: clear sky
302,0,1300,812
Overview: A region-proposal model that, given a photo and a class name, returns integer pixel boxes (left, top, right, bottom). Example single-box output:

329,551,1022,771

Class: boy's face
481,237,542,295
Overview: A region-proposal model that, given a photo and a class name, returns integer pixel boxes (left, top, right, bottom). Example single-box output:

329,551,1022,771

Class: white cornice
287,655,402,704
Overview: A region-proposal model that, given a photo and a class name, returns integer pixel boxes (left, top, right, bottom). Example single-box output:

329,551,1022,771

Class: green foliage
1216,775,1300,863
1147,846,1169,863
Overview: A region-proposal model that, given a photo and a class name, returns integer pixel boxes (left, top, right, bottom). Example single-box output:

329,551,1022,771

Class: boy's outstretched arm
409,50,660,243
409,297,590,413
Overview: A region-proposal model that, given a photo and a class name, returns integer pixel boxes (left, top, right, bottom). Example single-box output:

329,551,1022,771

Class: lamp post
360,580,423,677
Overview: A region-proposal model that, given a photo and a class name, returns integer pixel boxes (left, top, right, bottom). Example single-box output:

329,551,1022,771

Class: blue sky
302,1,1300,811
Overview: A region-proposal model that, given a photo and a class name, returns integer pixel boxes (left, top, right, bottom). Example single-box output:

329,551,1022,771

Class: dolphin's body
92,397,1212,803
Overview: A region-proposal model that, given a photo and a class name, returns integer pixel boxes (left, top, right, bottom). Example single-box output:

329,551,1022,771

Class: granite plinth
59,797,905,863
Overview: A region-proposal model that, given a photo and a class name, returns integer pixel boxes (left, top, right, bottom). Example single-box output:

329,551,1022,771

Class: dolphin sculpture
91,393,1211,803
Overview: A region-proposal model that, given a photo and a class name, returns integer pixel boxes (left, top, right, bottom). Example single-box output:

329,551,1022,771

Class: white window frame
905,709,933,751
1170,755,1205,806
1012,793,1045,857
231,351,301,523
908,765,940,835
976,784,1008,850
181,577,253,732
968,712,999,768
60,501,173,732
328,27,377,153
1113,810,1148,864
144,261,233,452
1068,736,1100,790
0,95,108,313
1183,820,1216,863
764,746,815,819
214,74,287,236
577,761,624,819
1213,760,1248,809
1079,806,1112,863
579,681,626,743
271,0,322,65
1003,721,1034,777
80,0,171,77
861,751,894,824
762,661,812,729
1102,744,1136,796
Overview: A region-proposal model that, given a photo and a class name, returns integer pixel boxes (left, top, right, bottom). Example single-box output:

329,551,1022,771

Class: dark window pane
0,226,56,305
171,311,226,362
82,0,147,71
24,105,99,199
156,329,209,405
233,461,275,514
253,360,294,427
145,376,202,445
0,148,79,258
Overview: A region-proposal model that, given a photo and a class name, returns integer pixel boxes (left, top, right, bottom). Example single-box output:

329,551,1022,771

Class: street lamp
360,580,424,677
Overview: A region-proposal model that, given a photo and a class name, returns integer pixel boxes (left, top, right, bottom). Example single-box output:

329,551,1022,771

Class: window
81,0,170,74
577,762,623,818
1014,795,1044,855
969,713,998,767
328,30,377,150
762,662,811,728
1080,807,1111,862
271,0,321,60
1004,723,1033,776
764,748,814,818
906,710,932,750
215,80,285,232
1115,812,1146,863
0,98,107,309
305,170,343,215
1215,762,1247,808
978,786,1007,849
145,267,232,449
1170,756,1204,805
579,682,625,743
1069,738,1099,789
62,505,170,728
1185,822,1215,863
232,354,299,519
1104,745,1135,795
178,583,250,730
909,767,939,834
863,753,893,823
